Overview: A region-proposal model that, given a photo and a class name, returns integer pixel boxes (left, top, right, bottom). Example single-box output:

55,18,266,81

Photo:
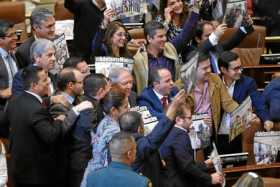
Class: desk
243,65,280,89
224,163,280,186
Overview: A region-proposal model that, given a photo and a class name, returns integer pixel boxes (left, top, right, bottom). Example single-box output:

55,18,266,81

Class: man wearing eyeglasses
0,20,19,135
218,51,273,154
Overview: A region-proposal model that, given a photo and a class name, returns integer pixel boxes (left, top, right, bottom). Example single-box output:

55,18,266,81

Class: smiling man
12,39,57,96
0,20,19,132
137,67,178,120
133,7,200,94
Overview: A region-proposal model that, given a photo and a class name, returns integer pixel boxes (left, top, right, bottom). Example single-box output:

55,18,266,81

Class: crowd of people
0,0,278,187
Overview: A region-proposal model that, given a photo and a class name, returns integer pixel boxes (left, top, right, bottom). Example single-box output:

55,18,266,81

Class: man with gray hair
108,67,137,106
86,132,151,187
12,39,56,96
15,7,56,68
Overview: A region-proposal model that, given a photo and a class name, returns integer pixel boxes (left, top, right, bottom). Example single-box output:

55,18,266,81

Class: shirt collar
174,125,189,133
153,88,164,100
0,47,9,58
222,76,236,90
25,90,43,103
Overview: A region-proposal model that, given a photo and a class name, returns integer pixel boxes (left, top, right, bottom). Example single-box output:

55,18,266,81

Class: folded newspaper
95,57,134,77
229,96,253,142
223,0,246,28
105,0,147,23
189,113,211,149
210,143,225,187
51,33,69,74
254,131,280,164
130,106,158,135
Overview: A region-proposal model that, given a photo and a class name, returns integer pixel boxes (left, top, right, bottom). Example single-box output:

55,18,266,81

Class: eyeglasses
229,66,243,72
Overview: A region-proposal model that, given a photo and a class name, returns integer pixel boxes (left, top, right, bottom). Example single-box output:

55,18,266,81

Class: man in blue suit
217,51,273,154
137,68,178,120
86,132,151,187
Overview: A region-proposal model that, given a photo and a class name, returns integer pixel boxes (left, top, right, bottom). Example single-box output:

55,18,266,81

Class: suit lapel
233,79,242,103
149,88,164,112
0,56,9,88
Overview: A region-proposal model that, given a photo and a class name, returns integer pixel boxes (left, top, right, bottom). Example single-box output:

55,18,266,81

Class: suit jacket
137,86,178,120
15,36,35,68
263,77,280,121
86,161,149,187
159,127,212,187
64,0,103,62
233,75,269,122
5,91,71,185
132,116,174,187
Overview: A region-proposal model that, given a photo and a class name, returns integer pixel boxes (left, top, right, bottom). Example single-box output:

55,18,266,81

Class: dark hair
185,50,210,64
159,0,189,27
30,7,53,28
148,67,168,87
119,111,142,133
22,66,44,90
84,73,107,97
218,51,239,70
103,21,130,58
194,21,213,40
101,85,126,114
144,21,165,39
0,20,14,38
56,68,76,91
63,56,84,69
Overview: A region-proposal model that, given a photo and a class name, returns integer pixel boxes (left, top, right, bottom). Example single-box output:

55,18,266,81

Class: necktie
161,96,169,112
5,54,17,87
210,53,220,74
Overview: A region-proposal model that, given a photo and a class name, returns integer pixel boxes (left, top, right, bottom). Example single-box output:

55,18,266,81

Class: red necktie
161,96,169,112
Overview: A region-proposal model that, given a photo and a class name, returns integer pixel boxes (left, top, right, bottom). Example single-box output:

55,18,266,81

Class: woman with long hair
160,0,190,41
80,85,129,187
91,9,131,58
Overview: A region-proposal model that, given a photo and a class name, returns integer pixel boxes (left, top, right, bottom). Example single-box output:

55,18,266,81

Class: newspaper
130,106,158,135
254,131,280,164
52,34,69,74
229,97,253,142
55,20,74,40
210,143,225,187
95,57,134,77
188,113,211,149
223,0,246,28
105,0,147,23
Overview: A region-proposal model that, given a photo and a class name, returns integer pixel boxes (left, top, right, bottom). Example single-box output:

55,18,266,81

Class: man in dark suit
64,0,104,63
108,67,137,107
13,39,57,96
5,66,72,187
119,90,186,187
86,132,151,187
159,96,223,187
0,20,19,135
137,68,178,120
218,51,273,153
15,8,56,68
68,73,109,187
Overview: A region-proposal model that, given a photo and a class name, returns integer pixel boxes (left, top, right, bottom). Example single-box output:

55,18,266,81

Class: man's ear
147,35,152,43
220,66,227,74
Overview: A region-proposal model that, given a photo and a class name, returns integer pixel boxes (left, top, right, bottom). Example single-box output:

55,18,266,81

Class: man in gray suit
0,20,19,135
15,7,56,68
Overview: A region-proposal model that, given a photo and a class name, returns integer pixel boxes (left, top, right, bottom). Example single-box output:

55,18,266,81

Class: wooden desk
243,65,280,89
224,163,280,187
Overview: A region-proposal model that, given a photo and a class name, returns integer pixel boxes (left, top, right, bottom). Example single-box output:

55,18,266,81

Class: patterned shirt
80,115,120,187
